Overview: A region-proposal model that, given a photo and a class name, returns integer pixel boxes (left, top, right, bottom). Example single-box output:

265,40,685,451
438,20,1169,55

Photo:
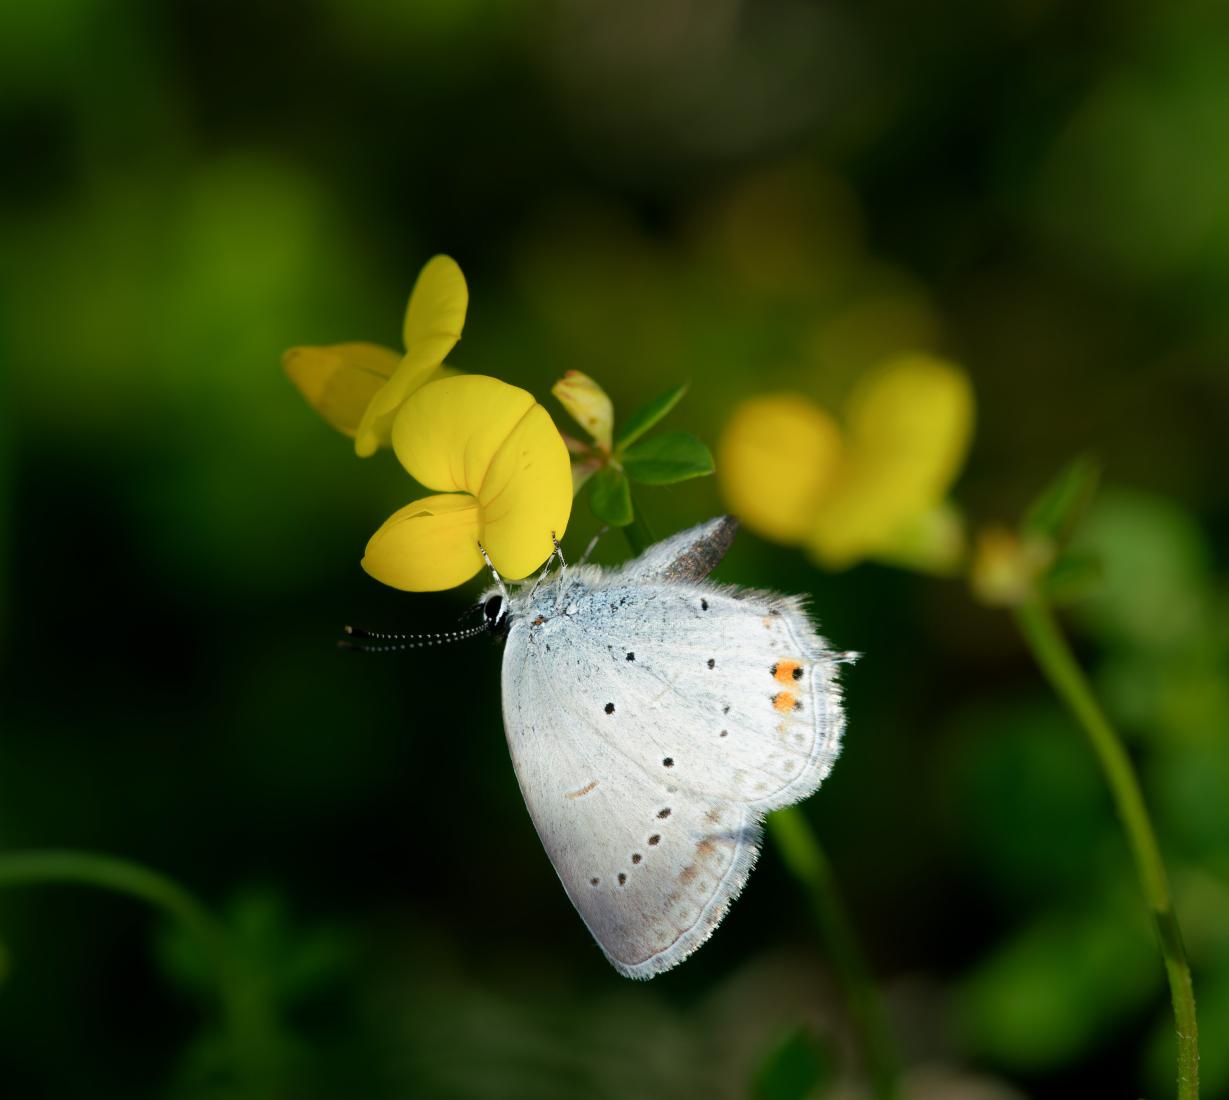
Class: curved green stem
0,849,228,960
769,808,901,1100
1014,597,1199,1099
0,849,272,1089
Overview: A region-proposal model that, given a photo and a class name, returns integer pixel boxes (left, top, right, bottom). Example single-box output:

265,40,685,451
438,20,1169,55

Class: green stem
0,849,270,1088
622,505,656,557
1014,597,1199,1099
769,808,901,1100
622,500,896,1094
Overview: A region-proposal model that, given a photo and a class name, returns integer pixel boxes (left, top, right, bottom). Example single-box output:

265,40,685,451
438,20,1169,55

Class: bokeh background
3,1,1228,1097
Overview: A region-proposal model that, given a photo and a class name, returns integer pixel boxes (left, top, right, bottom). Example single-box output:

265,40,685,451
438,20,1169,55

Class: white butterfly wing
613,515,738,583
500,578,845,978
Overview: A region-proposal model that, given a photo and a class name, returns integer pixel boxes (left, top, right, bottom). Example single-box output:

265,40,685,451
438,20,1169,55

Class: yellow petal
552,370,614,452
353,348,447,457
402,254,468,357
478,403,573,579
361,493,484,592
718,394,843,543
871,500,968,576
282,342,400,437
392,375,537,493
392,374,573,581
353,255,469,457
808,354,974,568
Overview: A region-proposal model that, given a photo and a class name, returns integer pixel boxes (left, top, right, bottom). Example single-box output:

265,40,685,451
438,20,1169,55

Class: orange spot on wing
773,660,801,683
772,691,796,713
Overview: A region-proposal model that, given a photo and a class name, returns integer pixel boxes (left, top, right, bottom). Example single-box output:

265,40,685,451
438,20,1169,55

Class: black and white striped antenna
338,622,488,653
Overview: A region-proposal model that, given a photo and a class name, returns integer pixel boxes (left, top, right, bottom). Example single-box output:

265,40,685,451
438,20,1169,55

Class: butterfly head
482,591,511,637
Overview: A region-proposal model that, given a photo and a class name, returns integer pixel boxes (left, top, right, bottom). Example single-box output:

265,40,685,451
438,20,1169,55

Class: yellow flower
361,375,573,591
717,394,842,543
719,354,974,571
282,255,468,456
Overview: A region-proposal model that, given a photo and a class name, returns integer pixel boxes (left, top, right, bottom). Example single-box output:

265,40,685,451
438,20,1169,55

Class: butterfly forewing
500,574,844,978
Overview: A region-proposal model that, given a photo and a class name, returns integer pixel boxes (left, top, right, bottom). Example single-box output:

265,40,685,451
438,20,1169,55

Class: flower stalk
1013,597,1199,1099
621,492,898,1099
769,807,901,1100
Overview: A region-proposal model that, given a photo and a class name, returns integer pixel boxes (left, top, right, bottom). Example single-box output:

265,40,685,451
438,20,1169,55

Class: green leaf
955,900,1157,1069
1023,455,1101,545
1041,551,1103,605
587,466,634,526
613,382,689,450
752,1025,835,1100
621,432,714,485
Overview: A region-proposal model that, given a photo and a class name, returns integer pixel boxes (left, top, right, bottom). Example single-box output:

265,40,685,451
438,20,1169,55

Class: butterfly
476,516,849,978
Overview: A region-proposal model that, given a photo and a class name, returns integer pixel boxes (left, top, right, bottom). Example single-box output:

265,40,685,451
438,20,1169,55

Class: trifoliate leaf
614,383,688,450
622,432,714,485
1023,455,1101,545
587,466,634,526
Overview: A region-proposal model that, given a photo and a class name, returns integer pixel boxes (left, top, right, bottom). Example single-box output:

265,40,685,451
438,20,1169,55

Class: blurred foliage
1,0,1227,1097
156,888,354,1100
753,1025,836,1100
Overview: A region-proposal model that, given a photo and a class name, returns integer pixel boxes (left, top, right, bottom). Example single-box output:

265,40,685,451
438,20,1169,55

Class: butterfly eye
483,594,506,628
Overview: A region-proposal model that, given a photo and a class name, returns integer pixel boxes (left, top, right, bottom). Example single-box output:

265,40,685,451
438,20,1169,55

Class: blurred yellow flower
720,354,974,571
718,394,842,543
282,254,468,457
362,375,573,592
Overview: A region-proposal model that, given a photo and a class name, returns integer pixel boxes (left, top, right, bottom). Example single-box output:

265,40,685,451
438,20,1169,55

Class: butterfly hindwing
500,573,844,977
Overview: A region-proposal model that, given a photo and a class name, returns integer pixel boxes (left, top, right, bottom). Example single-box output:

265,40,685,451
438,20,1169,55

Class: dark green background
2,1,1228,1097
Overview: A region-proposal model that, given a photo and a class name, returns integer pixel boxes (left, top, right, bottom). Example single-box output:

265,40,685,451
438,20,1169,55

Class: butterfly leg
476,541,510,602
577,525,609,565
527,556,556,599
548,531,570,594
